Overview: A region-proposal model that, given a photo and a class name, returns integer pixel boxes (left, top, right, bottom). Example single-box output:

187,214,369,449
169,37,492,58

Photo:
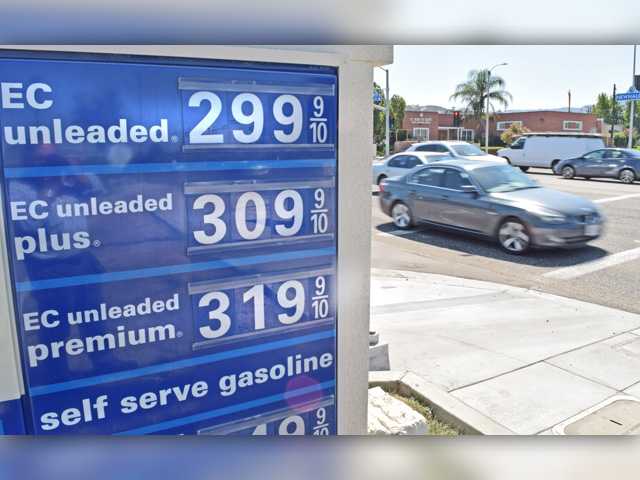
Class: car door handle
440,194,450,199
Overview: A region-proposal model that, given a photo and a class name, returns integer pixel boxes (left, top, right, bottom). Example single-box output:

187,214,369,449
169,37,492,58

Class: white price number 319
198,276,329,340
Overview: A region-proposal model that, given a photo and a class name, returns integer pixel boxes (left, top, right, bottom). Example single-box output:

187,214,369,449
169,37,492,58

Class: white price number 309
188,92,328,145
193,188,328,245
198,276,329,340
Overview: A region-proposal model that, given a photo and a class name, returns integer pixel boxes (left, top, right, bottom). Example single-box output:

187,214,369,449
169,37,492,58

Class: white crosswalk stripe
594,193,640,204
543,246,640,280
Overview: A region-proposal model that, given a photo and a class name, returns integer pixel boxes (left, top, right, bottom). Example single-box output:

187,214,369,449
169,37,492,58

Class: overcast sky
374,45,637,111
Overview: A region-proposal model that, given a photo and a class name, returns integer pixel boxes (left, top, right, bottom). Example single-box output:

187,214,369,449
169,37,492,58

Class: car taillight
379,182,385,192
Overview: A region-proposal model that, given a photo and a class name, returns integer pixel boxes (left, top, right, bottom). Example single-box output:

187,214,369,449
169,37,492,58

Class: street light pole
376,66,391,156
385,68,390,156
629,44,637,149
485,63,508,153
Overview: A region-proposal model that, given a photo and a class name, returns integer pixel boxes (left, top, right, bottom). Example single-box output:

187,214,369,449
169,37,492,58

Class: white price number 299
188,92,306,144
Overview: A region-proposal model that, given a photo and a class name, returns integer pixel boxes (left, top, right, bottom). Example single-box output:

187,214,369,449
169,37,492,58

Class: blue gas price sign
0,52,338,435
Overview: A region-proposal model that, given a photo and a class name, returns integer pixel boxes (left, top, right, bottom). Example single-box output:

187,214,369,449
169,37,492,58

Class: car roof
409,140,467,146
521,132,604,139
407,151,451,156
417,158,505,170
387,151,449,159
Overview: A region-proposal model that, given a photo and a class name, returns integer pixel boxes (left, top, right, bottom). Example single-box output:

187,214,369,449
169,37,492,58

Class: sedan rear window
415,144,449,153
450,144,484,156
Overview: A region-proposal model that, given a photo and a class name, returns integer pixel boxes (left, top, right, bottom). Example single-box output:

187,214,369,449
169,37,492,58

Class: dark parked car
379,160,604,254
554,148,640,183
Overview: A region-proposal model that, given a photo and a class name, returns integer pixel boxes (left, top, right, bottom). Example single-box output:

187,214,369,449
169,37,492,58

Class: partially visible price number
252,406,331,436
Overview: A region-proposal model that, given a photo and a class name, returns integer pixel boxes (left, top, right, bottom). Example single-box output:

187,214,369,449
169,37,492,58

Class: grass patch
391,393,460,436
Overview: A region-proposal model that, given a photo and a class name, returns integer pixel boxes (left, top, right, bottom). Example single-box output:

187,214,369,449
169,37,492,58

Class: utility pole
611,84,617,146
568,90,571,113
629,45,637,148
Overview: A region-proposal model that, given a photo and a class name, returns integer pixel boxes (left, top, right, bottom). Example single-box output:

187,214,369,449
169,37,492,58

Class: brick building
402,105,604,143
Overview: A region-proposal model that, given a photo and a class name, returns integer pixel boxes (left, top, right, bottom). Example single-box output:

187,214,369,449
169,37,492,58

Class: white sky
374,45,637,111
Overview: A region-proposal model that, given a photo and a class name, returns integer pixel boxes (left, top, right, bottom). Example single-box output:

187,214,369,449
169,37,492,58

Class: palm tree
450,69,513,119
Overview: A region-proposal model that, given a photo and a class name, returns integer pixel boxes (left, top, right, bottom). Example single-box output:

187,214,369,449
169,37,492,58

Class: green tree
449,69,513,119
593,92,624,125
389,94,406,131
500,123,531,146
593,92,611,122
373,82,386,148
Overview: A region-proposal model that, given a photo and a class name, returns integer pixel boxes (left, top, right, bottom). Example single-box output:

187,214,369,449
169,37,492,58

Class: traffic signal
452,110,462,127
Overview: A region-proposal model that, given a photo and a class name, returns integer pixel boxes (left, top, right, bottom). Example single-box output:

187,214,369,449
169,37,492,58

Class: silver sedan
379,159,605,254
372,151,451,185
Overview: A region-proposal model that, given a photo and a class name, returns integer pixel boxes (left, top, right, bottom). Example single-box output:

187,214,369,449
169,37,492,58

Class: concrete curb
369,370,515,435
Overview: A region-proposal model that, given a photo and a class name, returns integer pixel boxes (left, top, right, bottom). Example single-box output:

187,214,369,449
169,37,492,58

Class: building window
563,120,583,131
496,121,523,131
413,128,429,140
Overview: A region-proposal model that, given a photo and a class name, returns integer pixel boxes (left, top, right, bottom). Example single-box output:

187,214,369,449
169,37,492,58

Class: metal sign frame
0,49,340,435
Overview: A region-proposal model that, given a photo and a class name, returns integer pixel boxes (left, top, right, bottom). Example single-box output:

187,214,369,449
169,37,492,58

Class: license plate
585,224,600,236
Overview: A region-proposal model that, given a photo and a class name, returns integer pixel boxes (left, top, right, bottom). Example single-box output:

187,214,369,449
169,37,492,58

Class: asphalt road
371,168,640,314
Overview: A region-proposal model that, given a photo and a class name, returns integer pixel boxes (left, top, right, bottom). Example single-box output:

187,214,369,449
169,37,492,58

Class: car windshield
472,165,539,193
450,144,485,156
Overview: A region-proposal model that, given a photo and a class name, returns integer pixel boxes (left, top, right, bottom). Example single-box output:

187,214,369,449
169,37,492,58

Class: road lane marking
376,229,415,238
543,246,640,280
594,193,640,204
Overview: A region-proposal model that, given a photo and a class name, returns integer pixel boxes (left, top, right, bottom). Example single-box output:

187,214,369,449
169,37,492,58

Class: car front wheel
391,202,414,230
562,166,575,179
619,169,636,184
498,219,531,254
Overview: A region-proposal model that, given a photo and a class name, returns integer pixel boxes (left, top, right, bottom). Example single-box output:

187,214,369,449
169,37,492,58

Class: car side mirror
461,185,479,195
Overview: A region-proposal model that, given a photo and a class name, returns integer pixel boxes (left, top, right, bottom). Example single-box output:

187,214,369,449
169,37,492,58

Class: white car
497,133,606,172
405,140,506,163
372,152,450,185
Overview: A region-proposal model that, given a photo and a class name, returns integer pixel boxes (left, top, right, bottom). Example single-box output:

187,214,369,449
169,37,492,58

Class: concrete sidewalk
370,268,640,434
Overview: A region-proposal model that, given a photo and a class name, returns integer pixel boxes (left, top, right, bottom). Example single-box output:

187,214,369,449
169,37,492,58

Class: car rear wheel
377,174,387,185
391,202,414,230
619,169,636,184
498,219,531,254
561,166,575,179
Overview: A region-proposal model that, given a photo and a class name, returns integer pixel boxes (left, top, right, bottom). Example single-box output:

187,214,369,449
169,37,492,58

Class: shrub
500,123,531,145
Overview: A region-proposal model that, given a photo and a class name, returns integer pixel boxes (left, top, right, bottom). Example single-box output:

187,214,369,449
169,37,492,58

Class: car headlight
538,213,567,224
528,207,567,224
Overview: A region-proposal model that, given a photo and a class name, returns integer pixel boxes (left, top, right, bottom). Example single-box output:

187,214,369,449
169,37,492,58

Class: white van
497,133,605,171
